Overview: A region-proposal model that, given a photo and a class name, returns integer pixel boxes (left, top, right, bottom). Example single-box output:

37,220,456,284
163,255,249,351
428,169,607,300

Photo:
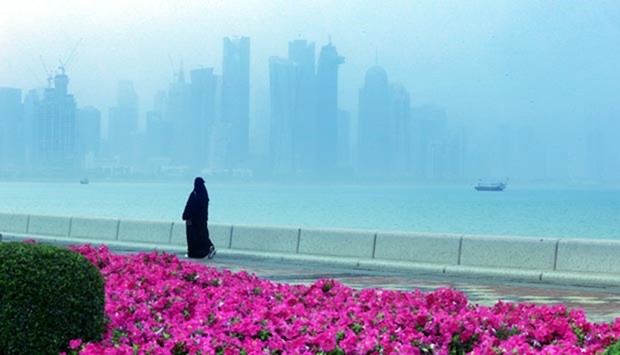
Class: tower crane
58,37,82,74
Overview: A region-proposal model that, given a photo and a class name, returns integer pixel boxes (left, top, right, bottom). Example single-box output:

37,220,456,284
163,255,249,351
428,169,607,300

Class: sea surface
1,181,619,240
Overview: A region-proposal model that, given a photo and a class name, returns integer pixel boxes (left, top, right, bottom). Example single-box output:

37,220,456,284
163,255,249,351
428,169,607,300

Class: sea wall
1,212,619,285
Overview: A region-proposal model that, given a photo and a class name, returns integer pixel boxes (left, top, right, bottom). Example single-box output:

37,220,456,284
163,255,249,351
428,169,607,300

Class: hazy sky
1,0,619,134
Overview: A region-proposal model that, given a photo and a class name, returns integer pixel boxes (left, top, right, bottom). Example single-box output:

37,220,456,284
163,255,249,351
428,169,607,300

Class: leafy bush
605,341,620,355
0,242,105,354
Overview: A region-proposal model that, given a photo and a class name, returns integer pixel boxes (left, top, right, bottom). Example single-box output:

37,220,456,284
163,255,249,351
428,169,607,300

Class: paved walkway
175,252,620,324
6,234,618,324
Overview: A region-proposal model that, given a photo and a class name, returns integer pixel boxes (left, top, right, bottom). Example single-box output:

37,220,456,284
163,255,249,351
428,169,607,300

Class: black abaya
182,178,214,258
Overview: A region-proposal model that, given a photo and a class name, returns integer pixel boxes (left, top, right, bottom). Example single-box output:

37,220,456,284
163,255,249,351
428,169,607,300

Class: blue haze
1,1,619,184
1,182,619,240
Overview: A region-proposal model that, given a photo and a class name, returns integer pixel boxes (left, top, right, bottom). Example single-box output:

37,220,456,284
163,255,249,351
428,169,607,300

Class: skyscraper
269,56,299,175
108,80,138,164
76,106,101,164
165,64,192,169
357,65,390,175
189,67,218,170
268,39,345,177
390,83,411,174
410,104,448,179
288,39,317,172
316,41,344,172
32,68,77,172
222,36,250,169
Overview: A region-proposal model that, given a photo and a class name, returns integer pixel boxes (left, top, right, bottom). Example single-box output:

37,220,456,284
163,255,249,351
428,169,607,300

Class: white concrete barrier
117,219,173,245
298,228,375,258
4,212,620,285
374,231,461,265
171,222,232,249
210,224,233,249
556,239,620,274
170,222,187,246
70,217,119,241
230,225,299,253
0,213,29,234
28,215,71,237
459,235,558,270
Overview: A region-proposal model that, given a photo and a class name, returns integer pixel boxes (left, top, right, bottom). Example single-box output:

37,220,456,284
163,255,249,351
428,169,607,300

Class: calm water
1,181,619,240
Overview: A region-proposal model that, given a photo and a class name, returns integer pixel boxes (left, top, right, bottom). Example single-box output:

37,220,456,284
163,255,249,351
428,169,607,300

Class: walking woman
182,177,216,259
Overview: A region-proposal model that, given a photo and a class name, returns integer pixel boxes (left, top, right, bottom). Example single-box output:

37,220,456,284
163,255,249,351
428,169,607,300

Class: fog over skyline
1,0,619,182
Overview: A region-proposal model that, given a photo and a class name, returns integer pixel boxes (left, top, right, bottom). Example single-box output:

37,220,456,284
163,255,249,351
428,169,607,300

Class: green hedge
0,242,105,354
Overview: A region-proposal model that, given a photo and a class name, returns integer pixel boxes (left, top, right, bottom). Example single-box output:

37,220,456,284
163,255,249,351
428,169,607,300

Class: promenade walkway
3,232,619,324
108,245,620,324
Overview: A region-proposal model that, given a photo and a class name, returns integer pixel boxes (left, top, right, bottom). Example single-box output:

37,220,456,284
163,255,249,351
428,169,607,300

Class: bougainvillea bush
65,244,620,354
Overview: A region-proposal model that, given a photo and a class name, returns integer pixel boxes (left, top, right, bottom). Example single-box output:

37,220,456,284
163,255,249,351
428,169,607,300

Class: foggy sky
1,0,619,137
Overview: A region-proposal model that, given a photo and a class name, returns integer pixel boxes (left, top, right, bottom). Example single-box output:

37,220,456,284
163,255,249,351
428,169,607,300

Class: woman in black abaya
182,177,216,259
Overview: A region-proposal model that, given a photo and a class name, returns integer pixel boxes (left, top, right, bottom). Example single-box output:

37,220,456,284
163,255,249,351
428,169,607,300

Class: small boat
475,180,507,191
80,178,89,185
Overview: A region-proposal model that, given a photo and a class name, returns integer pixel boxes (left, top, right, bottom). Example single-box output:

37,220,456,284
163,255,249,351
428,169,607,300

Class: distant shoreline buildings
0,35,616,184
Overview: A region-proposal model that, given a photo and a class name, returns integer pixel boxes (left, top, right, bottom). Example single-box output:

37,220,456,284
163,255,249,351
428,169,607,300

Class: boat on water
80,178,89,185
474,180,507,191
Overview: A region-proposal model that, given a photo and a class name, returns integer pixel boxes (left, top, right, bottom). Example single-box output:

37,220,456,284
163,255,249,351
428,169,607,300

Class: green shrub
605,340,620,355
0,242,105,354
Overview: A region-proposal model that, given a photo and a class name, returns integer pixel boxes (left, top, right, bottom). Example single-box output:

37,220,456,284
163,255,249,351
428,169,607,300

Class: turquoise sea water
1,181,619,240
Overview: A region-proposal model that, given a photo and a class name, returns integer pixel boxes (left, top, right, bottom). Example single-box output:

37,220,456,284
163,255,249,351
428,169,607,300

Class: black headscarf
193,177,209,201
183,177,209,223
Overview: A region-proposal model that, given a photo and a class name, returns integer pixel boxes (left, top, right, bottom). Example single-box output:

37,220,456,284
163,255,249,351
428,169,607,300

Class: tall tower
357,65,390,175
76,106,101,161
390,83,411,174
222,36,250,169
269,57,299,175
316,40,344,172
288,39,316,173
189,67,218,170
165,64,192,168
33,68,77,173
108,80,138,163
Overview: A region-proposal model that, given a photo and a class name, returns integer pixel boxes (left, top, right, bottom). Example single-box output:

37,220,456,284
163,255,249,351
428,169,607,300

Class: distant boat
475,179,507,191
80,178,89,185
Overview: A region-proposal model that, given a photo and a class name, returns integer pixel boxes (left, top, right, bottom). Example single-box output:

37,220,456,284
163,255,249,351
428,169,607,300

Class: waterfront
1,181,619,240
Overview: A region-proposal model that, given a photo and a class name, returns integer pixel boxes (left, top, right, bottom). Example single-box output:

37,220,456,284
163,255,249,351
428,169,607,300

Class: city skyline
0,39,616,183
0,1,619,183
1,2,618,129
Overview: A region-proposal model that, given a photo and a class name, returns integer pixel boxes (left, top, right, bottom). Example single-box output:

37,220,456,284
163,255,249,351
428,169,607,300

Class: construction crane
37,38,82,87
39,55,53,87
58,37,82,74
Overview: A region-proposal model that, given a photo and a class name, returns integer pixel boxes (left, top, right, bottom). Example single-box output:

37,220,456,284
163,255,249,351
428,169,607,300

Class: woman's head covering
193,177,209,201
194,177,205,190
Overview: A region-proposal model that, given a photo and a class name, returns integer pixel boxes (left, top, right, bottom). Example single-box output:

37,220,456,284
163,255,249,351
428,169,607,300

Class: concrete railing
1,212,619,285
